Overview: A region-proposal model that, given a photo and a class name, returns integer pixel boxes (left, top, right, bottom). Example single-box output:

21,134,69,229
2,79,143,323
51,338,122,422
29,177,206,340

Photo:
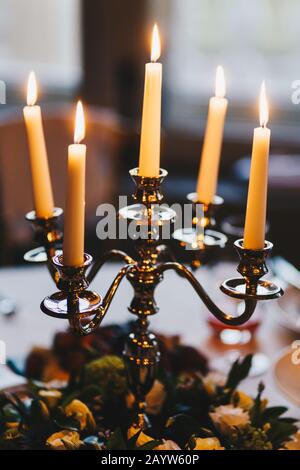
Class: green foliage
0,352,298,451
267,421,298,449
165,413,203,448
105,428,127,450
230,424,273,450
83,355,128,400
249,382,298,449
186,429,215,450
225,354,253,390
54,411,81,432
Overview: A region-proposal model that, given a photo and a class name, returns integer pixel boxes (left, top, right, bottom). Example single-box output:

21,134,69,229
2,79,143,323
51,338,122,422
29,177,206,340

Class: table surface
0,261,299,418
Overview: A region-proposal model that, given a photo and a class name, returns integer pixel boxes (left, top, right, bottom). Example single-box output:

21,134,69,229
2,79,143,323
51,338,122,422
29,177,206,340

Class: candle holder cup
40,253,104,335
130,167,166,204
188,192,224,228
37,168,283,429
41,252,133,335
24,207,63,282
221,239,283,300
173,192,227,268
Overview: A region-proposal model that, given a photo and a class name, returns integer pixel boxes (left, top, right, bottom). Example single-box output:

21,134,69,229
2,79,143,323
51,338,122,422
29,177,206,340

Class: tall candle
196,66,228,203
243,82,270,250
23,71,54,218
63,101,86,266
138,24,162,177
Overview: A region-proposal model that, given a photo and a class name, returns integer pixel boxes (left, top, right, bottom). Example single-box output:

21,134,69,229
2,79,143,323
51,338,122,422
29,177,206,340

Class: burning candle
138,24,162,177
63,101,86,266
23,71,54,218
243,82,270,250
196,66,228,203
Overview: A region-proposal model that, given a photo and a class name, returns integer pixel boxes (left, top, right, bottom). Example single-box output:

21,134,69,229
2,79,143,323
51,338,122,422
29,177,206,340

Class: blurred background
1,0,300,264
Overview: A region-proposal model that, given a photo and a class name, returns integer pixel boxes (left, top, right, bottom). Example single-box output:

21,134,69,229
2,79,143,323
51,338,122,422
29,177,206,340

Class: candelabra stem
124,316,159,430
67,292,80,316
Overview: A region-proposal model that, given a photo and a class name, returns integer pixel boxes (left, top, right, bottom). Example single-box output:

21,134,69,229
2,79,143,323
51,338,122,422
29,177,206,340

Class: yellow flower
284,431,300,450
46,430,82,450
39,390,62,409
210,405,250,436
65,399,96,431
127,426,154,447
126,393,135,409
233,391,254,410
146,380,166,415
126,381,166,416
5,422,19,429
154,440,181,450
260,398,268,411
187,437,224,451
1,428,22,441
263,423,271,432
42,358,69,383
203,372,226,395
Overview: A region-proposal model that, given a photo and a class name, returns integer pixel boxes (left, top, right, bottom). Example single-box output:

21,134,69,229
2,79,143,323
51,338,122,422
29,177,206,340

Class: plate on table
273,347,300,406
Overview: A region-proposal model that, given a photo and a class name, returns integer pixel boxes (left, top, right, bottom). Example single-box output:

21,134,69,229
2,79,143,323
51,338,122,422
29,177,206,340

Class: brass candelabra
25,168,283,429
173,192,227,268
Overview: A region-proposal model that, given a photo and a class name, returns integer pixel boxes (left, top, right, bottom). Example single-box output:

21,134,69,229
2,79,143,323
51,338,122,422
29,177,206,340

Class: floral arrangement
0,323,299,451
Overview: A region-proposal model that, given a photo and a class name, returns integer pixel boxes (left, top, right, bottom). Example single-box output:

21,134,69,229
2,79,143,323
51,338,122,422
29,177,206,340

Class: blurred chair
0,103,124,263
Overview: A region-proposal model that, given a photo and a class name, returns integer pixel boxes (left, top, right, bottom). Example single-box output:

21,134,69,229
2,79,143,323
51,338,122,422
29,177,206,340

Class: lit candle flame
215,65,226,99
259,81,269,128
74,100,85,144
151,23,161,62
27,71,38,106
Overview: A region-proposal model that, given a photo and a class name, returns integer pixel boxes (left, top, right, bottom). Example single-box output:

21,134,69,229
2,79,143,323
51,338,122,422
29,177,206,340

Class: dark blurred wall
80,0,300,265
82,0,147,119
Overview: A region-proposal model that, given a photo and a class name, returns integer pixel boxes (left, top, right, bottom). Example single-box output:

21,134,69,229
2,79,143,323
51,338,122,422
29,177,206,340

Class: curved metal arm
69,264,133,335
87,249,135,284
157,262,257,326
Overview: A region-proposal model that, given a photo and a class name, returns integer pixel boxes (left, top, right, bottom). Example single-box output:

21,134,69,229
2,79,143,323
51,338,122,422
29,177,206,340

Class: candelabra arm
87,249,135,284
70,264,134,335
157,262,257,326
101,264,134,313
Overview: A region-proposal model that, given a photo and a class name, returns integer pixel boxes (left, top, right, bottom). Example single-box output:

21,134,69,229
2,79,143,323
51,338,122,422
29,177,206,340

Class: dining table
0,260,299,419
